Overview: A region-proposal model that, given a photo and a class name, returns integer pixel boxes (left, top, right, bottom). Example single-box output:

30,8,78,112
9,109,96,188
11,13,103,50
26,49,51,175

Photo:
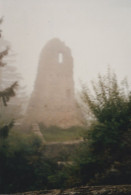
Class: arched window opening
58,53,63,63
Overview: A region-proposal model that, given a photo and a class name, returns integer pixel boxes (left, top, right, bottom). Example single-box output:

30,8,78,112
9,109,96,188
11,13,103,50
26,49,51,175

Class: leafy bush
69,69,131,185
0,131,58,193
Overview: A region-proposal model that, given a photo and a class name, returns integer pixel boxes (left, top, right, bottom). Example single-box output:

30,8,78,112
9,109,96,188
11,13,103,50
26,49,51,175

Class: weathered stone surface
26,38,82,128
13,185,131,195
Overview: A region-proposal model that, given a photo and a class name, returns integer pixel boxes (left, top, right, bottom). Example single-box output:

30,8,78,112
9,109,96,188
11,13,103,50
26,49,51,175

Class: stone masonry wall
26,38,82,128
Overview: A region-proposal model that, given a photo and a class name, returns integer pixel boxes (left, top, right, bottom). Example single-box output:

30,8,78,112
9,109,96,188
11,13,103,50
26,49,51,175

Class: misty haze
0,0,131,194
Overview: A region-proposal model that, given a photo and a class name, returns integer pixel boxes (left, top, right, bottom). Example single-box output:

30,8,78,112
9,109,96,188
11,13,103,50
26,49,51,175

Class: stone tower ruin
26,38,82,128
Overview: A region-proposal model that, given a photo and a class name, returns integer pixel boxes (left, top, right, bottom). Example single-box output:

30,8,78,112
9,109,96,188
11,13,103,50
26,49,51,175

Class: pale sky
0,0,131,94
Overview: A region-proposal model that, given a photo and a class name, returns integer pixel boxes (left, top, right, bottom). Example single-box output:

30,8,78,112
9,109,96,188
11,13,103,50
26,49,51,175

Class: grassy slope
39,124,86,142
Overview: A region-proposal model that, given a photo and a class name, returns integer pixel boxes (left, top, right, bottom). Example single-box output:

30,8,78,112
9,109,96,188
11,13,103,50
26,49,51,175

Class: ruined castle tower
27,38,82,128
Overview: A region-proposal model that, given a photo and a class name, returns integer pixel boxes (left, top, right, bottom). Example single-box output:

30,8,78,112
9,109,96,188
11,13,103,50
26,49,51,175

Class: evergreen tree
0,18,17,138
0,64,27,123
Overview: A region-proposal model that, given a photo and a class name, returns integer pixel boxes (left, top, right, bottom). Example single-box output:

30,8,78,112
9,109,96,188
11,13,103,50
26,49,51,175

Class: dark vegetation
0,131,59,193
0,19,131,193
69,70,131,186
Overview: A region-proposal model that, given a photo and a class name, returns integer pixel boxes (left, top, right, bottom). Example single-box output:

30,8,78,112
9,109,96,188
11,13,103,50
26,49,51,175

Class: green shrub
0,131,58,193
70,69,131,185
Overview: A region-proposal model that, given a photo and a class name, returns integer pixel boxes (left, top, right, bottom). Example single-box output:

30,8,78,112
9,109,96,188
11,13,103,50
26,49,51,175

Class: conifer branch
0,81,18,106
0,47,9,67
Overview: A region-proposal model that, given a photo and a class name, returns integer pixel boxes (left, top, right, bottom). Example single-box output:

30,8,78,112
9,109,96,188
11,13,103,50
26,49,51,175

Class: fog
0,0,131,94
0,1,131,193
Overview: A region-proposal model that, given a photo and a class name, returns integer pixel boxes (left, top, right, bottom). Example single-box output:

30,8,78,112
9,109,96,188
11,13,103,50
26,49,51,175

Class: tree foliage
0,81,18,106
82,69,131,148
70,69,131,185
0,132,58,193
0,18,19,140
0,18,18,107
82,70,131,123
